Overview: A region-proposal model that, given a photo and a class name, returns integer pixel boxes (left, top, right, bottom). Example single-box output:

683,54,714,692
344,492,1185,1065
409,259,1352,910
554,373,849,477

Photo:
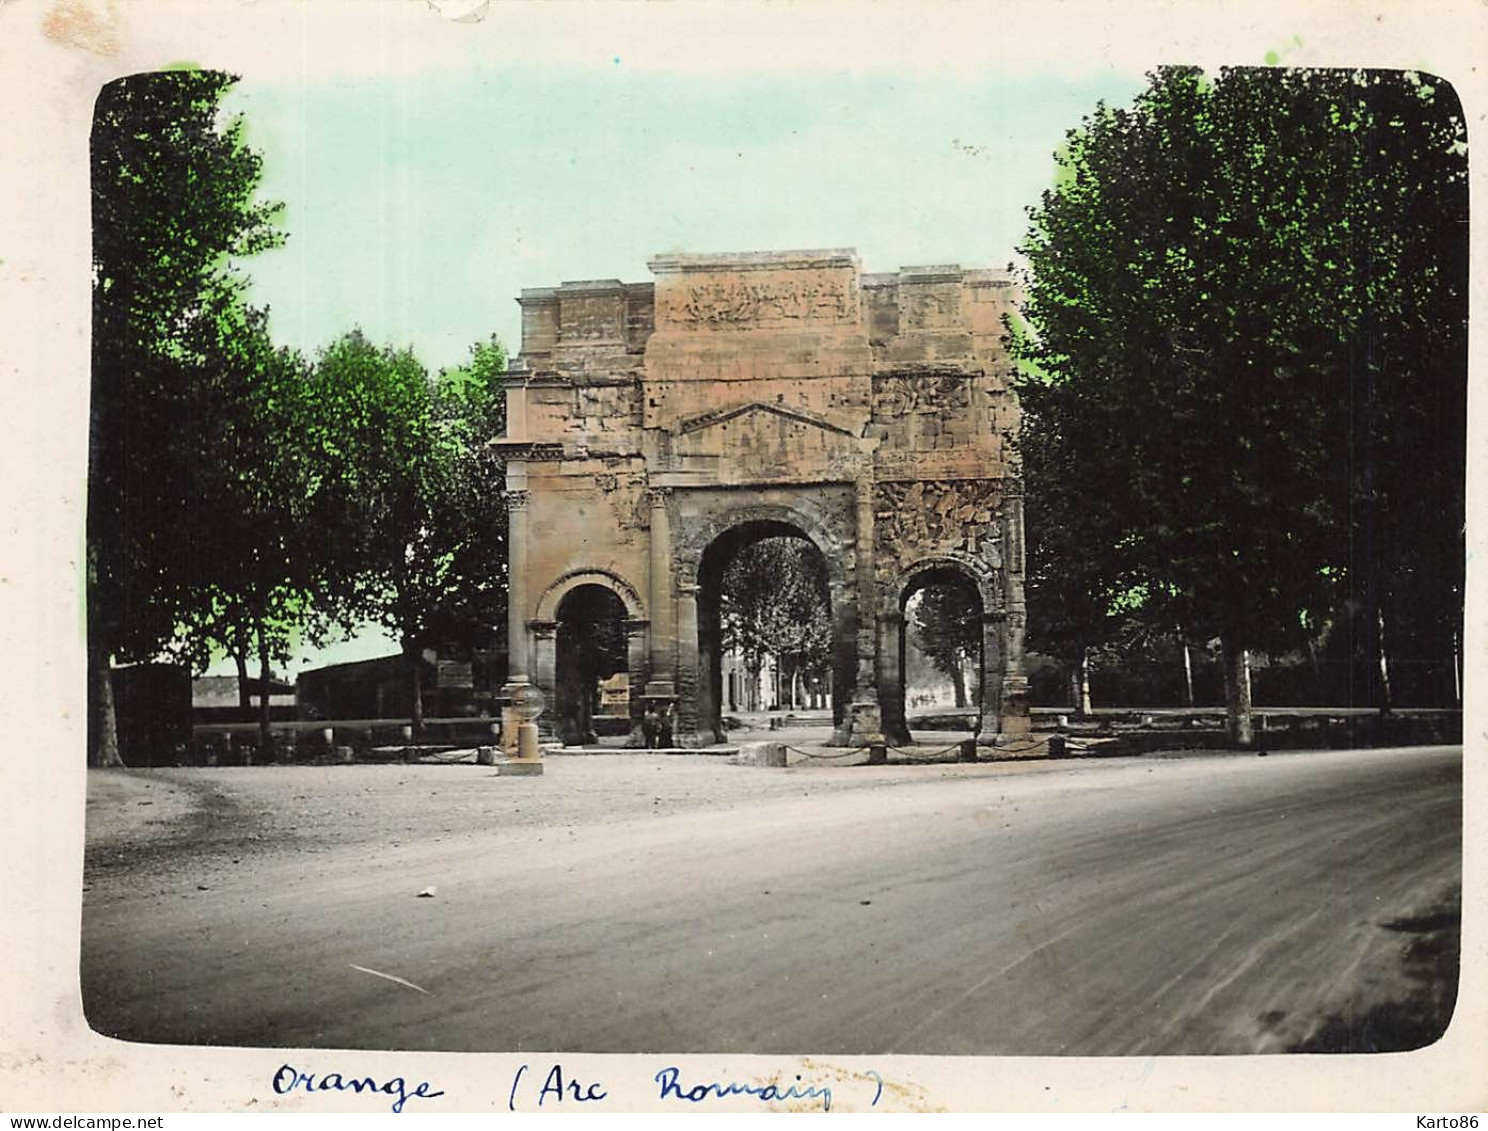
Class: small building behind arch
497,249,1029,749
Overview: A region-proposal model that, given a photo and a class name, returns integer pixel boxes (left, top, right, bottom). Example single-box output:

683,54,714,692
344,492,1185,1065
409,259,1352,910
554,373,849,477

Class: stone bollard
867,743,887,765
1057,714,1069,730
958,738,978,762
335,745,355,765
1049,733,1067,758
476,746,497,766
401,724,414,742
762,742,788,767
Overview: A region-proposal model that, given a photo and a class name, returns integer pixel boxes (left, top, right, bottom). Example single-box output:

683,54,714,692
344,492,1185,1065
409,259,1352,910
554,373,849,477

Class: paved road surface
82,745,1460,1055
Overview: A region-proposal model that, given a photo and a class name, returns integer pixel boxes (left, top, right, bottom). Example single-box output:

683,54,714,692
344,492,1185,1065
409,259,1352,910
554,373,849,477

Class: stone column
644,486,676,699
505,487,531,682
844,476,884,745
999,494,1031,738
877,609,911,746
530,620,558,740
499,486,532,755
977,610,1006,744
675,580,701,746
624,617,649,745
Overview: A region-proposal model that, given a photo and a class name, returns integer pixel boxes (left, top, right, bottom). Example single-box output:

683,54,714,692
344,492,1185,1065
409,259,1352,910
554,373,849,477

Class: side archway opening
553,584,630,746
889,566,986,745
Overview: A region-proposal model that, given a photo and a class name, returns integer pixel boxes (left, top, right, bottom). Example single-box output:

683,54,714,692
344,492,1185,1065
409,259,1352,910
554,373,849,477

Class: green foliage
320,330,510,662
1012,67,1467,727
88,70,520,755
170,301,325,681
89,70,286,667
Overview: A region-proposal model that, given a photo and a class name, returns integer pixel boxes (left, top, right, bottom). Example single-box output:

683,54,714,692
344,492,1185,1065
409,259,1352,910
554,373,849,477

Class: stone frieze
665,275,859,328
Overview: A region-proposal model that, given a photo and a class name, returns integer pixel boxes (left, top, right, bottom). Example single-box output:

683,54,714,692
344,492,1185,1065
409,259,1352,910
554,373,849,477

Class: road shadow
1289,888,1460,1052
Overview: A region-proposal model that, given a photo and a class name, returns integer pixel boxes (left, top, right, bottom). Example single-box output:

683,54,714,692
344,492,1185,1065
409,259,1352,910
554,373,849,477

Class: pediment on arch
677,401,858,439
670,402,867,483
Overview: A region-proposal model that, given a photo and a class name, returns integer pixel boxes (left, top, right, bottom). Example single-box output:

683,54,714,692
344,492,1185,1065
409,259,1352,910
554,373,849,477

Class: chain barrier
773,732,1099,765
782,745,871,762
883,741,966,762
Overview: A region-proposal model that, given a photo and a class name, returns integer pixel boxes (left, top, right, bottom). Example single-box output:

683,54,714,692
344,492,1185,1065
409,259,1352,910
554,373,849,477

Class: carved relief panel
875,479,1005,567
871,371,973,419
661,273,860,328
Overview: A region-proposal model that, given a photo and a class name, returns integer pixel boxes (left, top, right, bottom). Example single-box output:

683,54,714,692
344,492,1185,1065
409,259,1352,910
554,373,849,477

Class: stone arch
893,552,1001,615
881,552,1004,745
532,568,648,745
535,568,645,623
674,497,850,590
687,508,851,745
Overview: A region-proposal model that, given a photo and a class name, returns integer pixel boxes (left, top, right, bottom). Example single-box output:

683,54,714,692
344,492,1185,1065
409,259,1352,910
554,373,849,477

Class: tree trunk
409,648,425,742
1076,650,1092,716
1305,636,1322,705
1181,643,1195,709
1376,605,1394,717
85,541,123,768
87,634,123,768
951,658,968,709
1453,629,1462,704
235,646,251,711
255,623,272,763
1220,631,1254,748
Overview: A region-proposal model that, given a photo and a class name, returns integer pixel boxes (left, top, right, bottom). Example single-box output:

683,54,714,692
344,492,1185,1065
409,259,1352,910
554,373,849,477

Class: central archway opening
697,521,841,744
554,584,629,746
899,567,983,743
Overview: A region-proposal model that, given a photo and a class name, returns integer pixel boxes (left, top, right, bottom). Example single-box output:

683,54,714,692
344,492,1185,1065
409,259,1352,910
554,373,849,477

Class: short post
867,743,887,765
490,681,545,775
1049,733,1067,758
958,738,978,762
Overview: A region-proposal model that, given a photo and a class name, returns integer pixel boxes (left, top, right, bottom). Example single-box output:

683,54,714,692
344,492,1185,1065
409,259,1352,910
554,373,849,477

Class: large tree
1338,72,1469,710
89,70,284,766
1012,67,1467,744
172,300,340,757
319,332,509,739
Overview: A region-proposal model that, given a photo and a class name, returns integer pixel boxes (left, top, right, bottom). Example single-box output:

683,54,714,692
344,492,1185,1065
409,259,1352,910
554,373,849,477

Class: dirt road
81,745,1460,1055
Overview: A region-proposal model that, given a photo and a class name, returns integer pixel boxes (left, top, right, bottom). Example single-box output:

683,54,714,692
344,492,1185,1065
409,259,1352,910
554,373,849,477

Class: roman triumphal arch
496,249,1029,749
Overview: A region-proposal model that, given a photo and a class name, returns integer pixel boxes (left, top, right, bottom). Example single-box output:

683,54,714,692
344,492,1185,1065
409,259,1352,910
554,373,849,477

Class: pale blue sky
215,58,1144,671
227,63,1145,374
